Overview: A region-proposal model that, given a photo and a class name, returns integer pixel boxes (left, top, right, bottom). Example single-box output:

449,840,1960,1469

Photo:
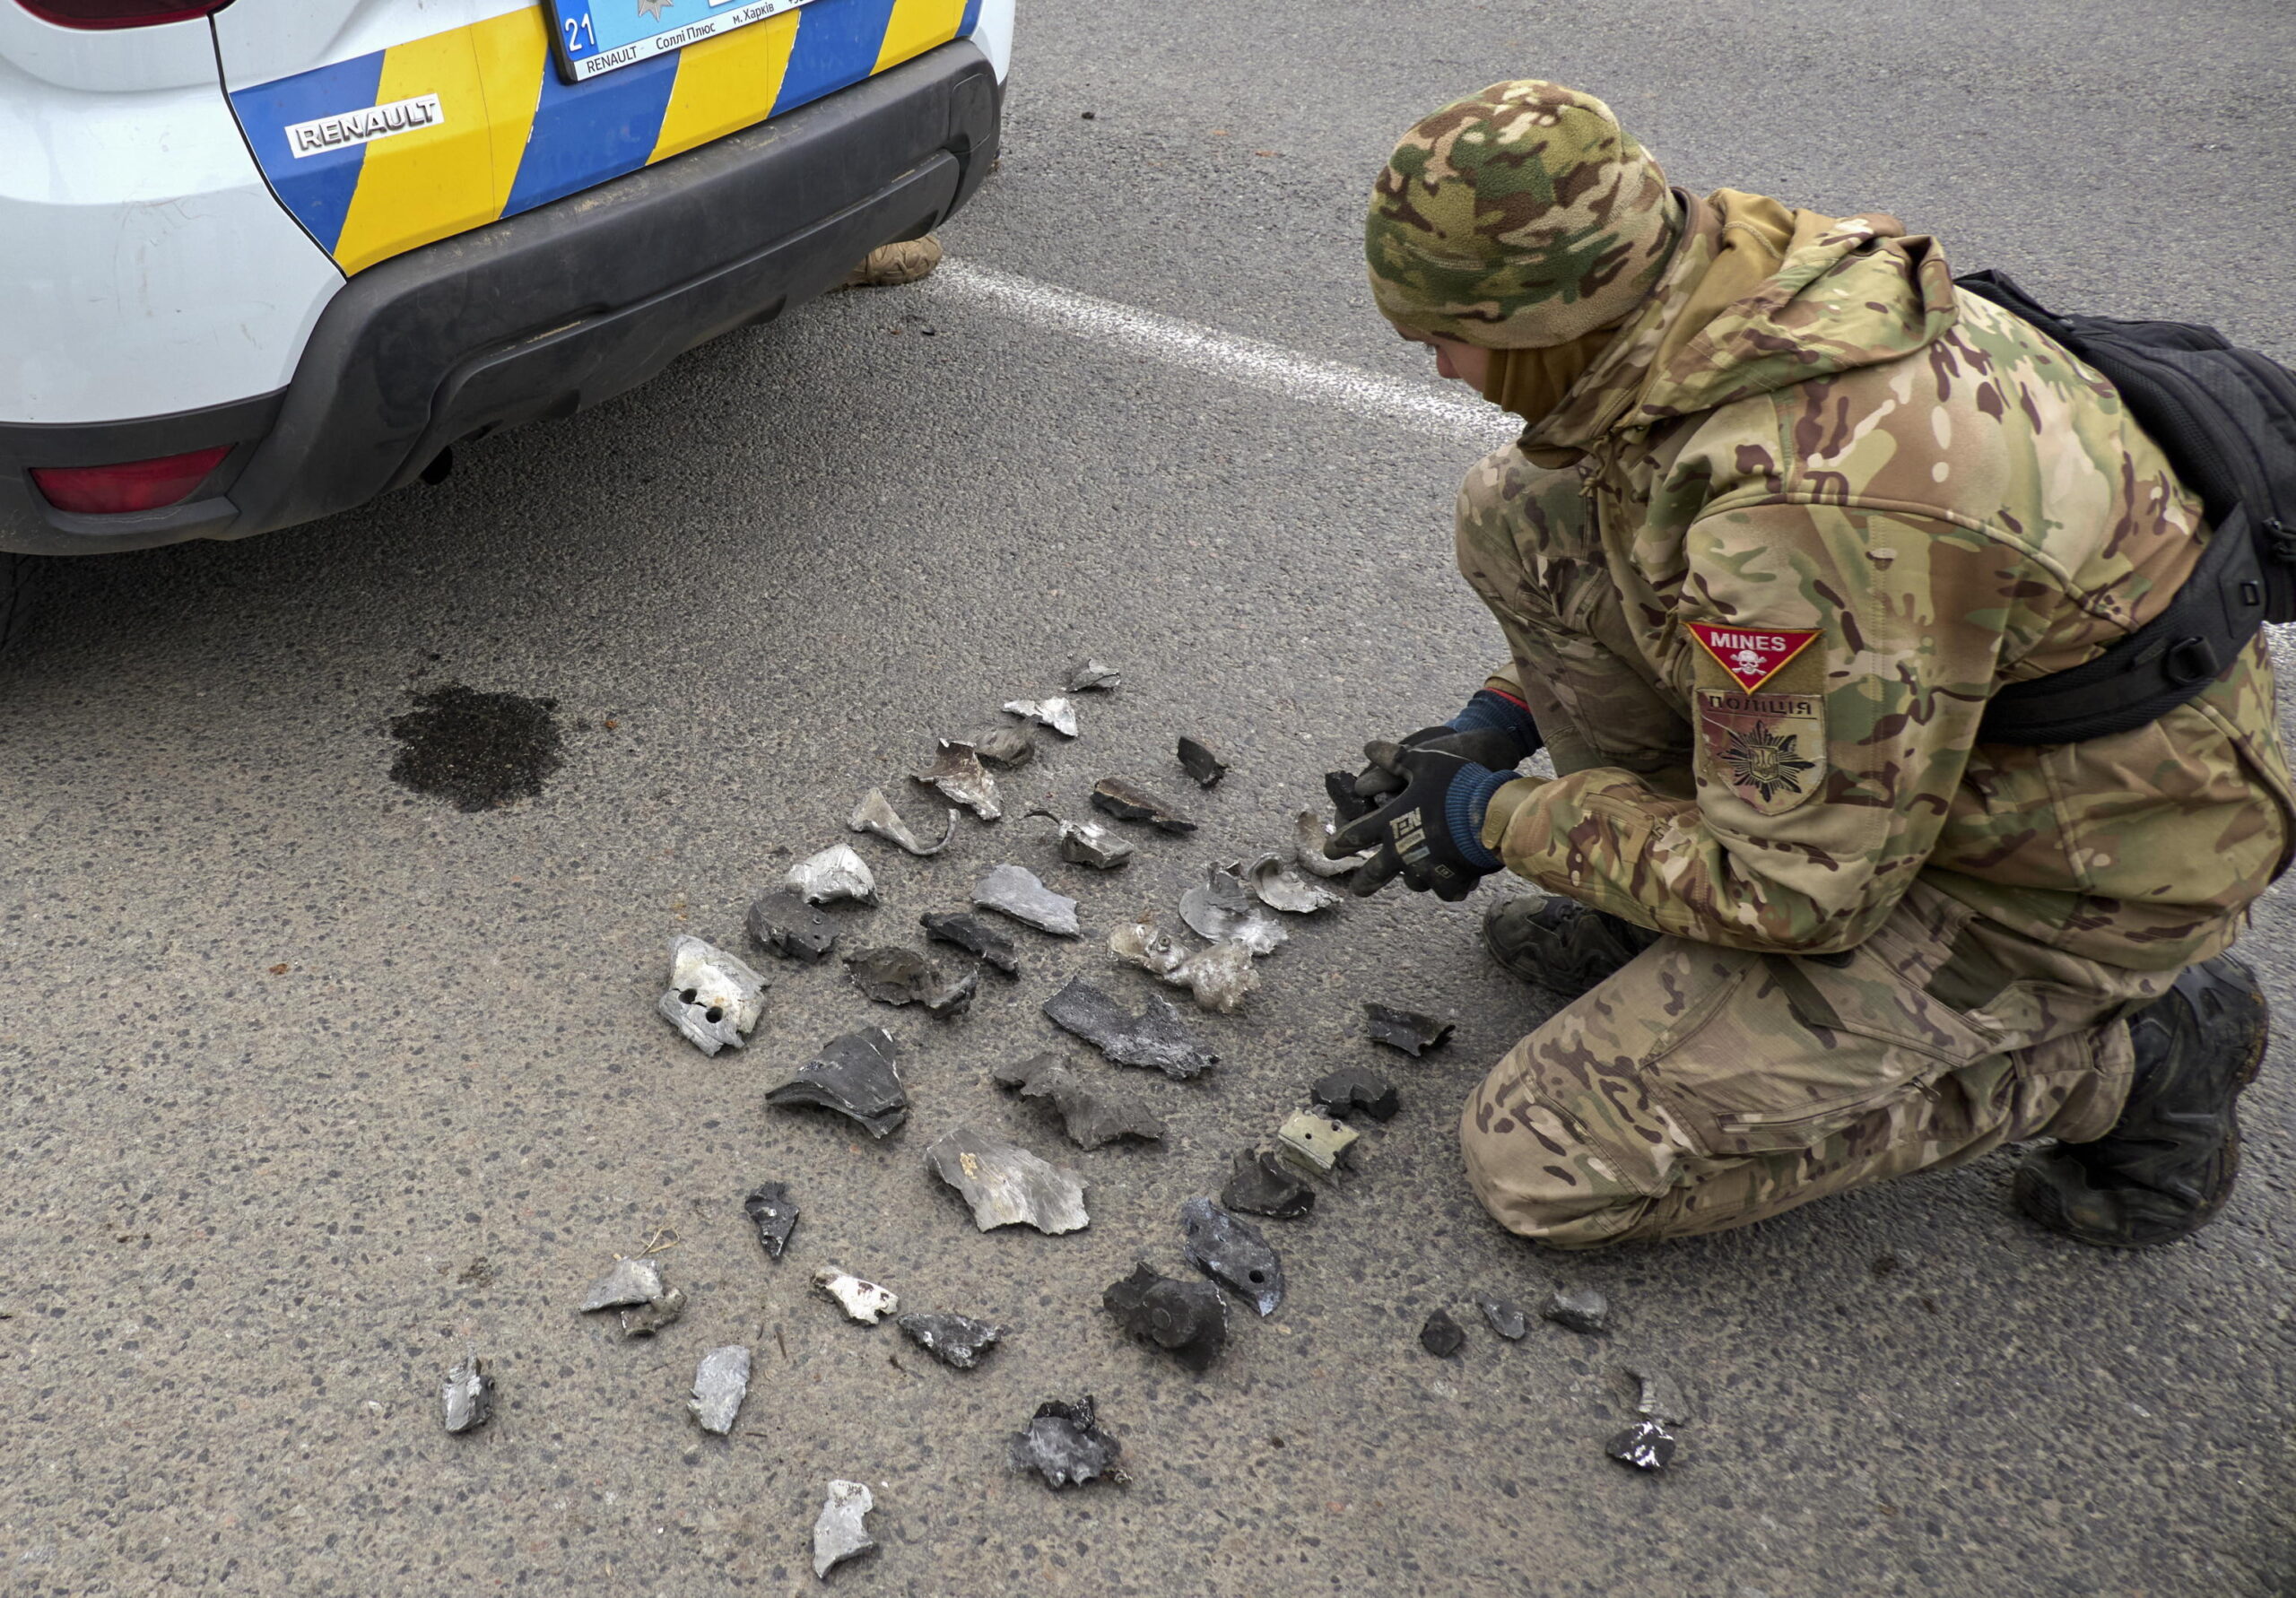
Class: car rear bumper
0,38,1000,557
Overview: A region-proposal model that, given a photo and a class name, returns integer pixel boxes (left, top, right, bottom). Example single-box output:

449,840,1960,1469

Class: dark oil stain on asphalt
387,683,564,812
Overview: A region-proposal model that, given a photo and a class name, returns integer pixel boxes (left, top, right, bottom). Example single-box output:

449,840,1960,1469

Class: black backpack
1953,269,2296,745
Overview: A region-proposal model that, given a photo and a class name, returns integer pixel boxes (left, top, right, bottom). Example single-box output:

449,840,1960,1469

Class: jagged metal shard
896,1311,1006,1370
1365,1003,1457,1057
849,787,956,856
920,910,1022,977
1544,1285,1609,1336
1479,1294,1529,1342
1004,697,1081,738
926,1125,1090,1235
1275,1111,1359,1175
1024,800,1135,869
1630,1367,1692,1424
747,889,839,961
1311,1065,1400,1123
1175,736,1227,788
814,1267,900,1324
992,1052,1165,1150
1108,917,1260,1014
1064,657,1121,693
689,1345,751,1435
1294,809,1372,878
912,740,1002,821
1607,1419,1678,1472
578,1255,665,1313
1012,1396,1125,1489
1420,1309,1465,1359
1178,864,1287,955
787,845,879,907
1178,1197,1284,1317
620,1286,686,1338
441,1355,494,1433
744,1182,800,1257
765,1027,909,1139
1043,977,1219,1079
1221,1147,1315,1220
1102,1264,1227,1373
1246,851,1345,914
657,935,770,1055
844,945,978,1019
972,863,1081,936
1323,769,1379,826
1090,777,1197,834
813,1481,877,1579
969,725,1036,769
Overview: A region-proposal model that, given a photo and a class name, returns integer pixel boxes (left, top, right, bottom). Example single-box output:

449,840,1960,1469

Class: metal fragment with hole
657,935,770,1055
911,740,1002,821
1108,916,1260,1014
1275,1111,1359,1175
1102,1263,1227,1373
1042,977,1218,1079
1178,1198,1284,1316
787,845,879,907
848,788,956,856
926,1125,1089,1235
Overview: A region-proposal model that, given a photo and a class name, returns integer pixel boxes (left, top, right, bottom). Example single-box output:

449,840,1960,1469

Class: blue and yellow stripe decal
230,0,978,275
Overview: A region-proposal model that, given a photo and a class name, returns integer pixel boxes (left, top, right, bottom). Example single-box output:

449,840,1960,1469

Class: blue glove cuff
1447,689,1542,759
1446,764,1516,873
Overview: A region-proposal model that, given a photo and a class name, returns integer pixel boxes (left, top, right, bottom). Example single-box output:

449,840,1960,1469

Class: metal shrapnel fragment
1090,777,1196,834
972,863,1081,936
619,1286,687,1338
1003,697,1081,738
896,1311,1006,1370
441,1355,494,1434
1011,1395,1126,1489
1420,1308,1465,1359
969,725,1036,769
1023,799,1135,869
814,1267,899,1324
1064,657,1121,693
747,889,840,961
1107,916,1259,1014
1629,1367,1692,1424
1275,1110,1360,1175
911,740,1002,821
578,1255,665,1313
1102,1263,1227,1373
1479,1294,1529,1342
1365,1003,1457,1057
1323,769,1378,825
787,845,879,907
849,788,957,856
920,910,1022,977
1178,1197,1284,1317
689,1345,751,1434
1246,850,1345,914
1178,864,1287,955
843,944,978,1019
1294,809,1372,878
991,1052,1165,1150
926,1125,1089,1235
1043,977,1219,1079
1544,1285,1609,1336
1310,1065,1400,1123
657,935,770,1055
1606,1418,1677,1472
744,1182,799,1258
1221,1147,1315,1220
765,1027,909,1139
1175,736,1227,788
813,1480,877,1579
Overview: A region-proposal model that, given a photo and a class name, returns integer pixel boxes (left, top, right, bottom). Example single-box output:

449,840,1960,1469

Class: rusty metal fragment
972,863,1081,936
747,889,839,961
1011,1396,1126,1489
896,1311,1005,1369
849,788,957,856
920,910,1022,976
1221,1148,1315,1219
765,1027,909,1139
1090,777,1196,834
1004,698,1080,738
657,935,770,1055
1178,864,1286,955
1294,809,1372,878
1102,1264,1227,1373
441,1355,494,1433
1175,736,1227,788
912,740,1002,821
1178,1198,1283,1316
787,845,879,907
1365,1003,1456,1057
689,1345,751,1434
844,945,978,1019
1043,977,1218,1079
926,1125,1089,1235
991,1052,1165,1150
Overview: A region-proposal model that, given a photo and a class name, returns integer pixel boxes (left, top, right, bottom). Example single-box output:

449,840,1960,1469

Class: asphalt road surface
5,2,2294,1594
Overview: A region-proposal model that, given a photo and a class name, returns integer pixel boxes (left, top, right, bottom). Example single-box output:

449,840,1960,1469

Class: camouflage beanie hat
1367,81,1680,348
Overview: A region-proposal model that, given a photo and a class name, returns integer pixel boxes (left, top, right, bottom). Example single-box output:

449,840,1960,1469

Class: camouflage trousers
1449,446,2172,1246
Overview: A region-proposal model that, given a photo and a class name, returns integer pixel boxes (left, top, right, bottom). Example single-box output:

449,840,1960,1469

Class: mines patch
1686,622,1821,693
1689,622,1827,815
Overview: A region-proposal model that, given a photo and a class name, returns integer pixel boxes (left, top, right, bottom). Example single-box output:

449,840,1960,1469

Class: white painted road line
923,260,1520,446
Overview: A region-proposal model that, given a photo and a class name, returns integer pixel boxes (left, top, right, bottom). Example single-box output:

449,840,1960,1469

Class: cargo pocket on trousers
1644,940,1999,1158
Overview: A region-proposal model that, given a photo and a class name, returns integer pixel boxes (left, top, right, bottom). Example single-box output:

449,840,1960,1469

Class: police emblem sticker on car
284,94,446,159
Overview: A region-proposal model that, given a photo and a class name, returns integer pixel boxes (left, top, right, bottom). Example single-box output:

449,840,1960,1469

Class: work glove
1328,742,1518,901
1347,689,1543,806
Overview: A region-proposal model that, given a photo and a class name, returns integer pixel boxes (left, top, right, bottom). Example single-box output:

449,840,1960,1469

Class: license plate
541,0,815,83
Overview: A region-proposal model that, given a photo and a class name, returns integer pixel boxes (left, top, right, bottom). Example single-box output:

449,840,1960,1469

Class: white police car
0,0,1011,643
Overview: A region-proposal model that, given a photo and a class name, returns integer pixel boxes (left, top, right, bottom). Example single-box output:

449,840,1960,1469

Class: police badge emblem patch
1685,622,1826,815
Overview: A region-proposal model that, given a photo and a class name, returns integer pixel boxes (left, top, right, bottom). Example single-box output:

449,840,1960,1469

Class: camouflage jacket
1479,188,2295,968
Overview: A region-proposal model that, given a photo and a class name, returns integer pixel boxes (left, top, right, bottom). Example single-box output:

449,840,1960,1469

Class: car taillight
13,0,233,28
30,447,230,514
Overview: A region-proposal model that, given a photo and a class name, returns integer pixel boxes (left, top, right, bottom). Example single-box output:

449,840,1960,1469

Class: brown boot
1481,895,1660,1000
